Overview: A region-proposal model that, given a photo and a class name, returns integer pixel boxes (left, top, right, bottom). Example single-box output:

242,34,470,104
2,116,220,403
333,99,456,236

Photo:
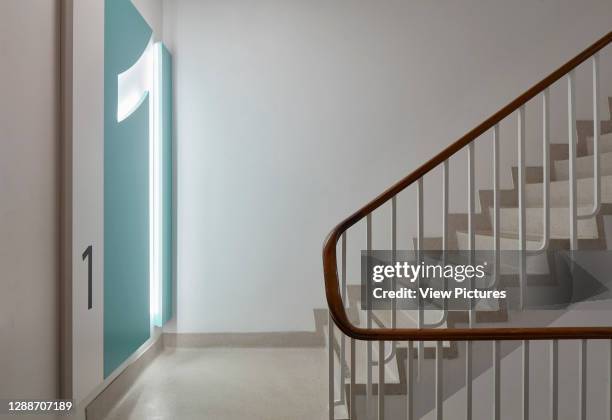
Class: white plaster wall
70,0,105,405
164,0,612,333
0,0,60,408
133,0,164,41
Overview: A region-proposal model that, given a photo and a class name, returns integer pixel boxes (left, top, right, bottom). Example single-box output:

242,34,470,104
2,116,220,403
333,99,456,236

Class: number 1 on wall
82,245,93,310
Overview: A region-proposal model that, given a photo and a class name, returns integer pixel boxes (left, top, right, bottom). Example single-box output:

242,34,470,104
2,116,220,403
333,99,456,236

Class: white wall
163,0,612,333
133,0,164,40
0,0,60,407
69,0,104,405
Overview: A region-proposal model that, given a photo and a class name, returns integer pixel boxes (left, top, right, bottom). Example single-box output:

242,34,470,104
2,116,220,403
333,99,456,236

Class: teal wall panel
104,0,153,378
161,44,174,326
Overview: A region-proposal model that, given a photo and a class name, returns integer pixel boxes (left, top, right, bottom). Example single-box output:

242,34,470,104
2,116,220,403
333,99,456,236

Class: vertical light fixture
116,39,164,326
150,42,163,326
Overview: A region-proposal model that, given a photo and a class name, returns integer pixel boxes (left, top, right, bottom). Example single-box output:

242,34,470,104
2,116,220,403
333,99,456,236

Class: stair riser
494,208,598,239
457,232,542,251
586,133,612,155
554,152,612,180
456,232,551,275
524,175,612,207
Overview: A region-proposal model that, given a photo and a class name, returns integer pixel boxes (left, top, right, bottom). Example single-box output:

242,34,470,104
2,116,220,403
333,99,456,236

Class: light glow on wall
116,38,164,325
116,39,153,123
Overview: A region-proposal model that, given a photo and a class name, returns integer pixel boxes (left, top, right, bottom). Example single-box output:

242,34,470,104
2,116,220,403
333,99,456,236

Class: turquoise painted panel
161,44,174,326
104,0,153,378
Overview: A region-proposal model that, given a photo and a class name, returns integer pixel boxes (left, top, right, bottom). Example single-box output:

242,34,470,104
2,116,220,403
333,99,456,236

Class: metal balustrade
325,31,612,420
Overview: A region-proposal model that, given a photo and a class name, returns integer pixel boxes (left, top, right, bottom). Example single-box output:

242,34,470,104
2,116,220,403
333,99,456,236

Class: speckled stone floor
103,347,329,420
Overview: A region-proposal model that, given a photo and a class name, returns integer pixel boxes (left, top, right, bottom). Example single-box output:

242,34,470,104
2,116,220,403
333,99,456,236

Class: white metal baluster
542,91,550,248
518,106,529,420
493,126,501,420
493,341,501,420
593,54,601,213
468,142,475,288
373,199,397,366
579,340,587,420
567,79,578,420
568,71,578,250
551,340,558,420
424,162,451,330
465,340,473,420
342,232,347,301
436,160,449,420
379,340,385,420
331,234,348,417
407,340,414,420
391,197,397,359
523,340,530,420
609,339,612,420
578,54,601,220
539,92,555,420
329,312,334,420
443,159,449,289
436,340,443,420
568,71,583,420
343,230,355,420
526,90,551,256
417,179,424,379
467,143,474,420
336,233,347,406
518,106,526,309
367,214,373,420
493,125,500,282
350,337,355,419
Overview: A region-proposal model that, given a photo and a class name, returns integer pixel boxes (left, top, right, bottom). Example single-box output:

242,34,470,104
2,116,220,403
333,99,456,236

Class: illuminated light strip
150,42,163,325
116,38,165,325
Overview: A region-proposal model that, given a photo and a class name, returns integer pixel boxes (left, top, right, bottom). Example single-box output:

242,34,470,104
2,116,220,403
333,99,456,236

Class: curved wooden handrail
323,30,612,341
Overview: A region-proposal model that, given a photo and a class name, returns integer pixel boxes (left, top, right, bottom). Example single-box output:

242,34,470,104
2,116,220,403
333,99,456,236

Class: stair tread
526,174,610,192
556,149,612,166
496,204,595,211
489,206,599,239
507,174,612,207
585,131,612,145
456,229,548,242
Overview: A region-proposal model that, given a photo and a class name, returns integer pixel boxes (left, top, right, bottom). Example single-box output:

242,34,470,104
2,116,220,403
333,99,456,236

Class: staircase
323,31,612,420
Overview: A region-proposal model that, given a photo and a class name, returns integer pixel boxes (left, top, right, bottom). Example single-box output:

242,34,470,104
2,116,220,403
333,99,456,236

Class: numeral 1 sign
82,245,93,310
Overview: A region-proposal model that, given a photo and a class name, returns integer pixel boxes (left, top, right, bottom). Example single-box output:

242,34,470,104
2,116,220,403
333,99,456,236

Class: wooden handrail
322,30,612,341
